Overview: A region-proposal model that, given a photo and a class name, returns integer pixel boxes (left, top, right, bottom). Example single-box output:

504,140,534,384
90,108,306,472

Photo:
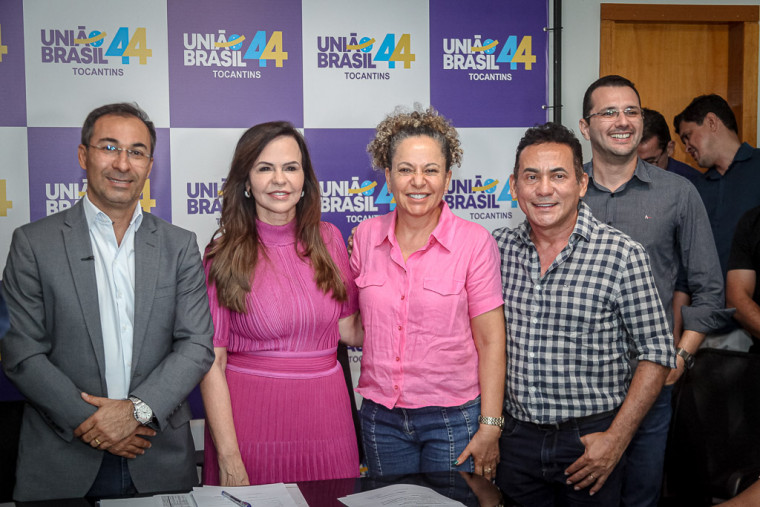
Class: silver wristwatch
129,396,153,425
478,415,505,429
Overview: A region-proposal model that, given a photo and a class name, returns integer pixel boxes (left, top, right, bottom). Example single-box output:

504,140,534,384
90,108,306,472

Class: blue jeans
86,452,137,497
360,397,480,476
496,411,625,507
621,383,673,507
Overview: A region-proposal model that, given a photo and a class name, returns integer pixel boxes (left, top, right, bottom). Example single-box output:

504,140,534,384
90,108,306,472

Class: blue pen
221,490,252,507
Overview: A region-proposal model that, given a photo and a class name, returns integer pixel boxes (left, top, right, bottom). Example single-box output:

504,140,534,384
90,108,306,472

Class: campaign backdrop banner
0,0,548,403
2,0,548,265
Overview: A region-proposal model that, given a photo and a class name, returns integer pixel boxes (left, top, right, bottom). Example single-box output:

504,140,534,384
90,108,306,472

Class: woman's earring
244,189,251,198
301,190,305,198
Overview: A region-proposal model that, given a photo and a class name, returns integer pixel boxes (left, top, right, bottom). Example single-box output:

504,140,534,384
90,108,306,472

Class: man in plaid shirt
493,123,675,506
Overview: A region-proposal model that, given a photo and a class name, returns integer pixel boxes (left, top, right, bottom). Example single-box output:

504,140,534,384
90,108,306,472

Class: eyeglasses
584,107,643,122
87,144,152,166
643,149,667,166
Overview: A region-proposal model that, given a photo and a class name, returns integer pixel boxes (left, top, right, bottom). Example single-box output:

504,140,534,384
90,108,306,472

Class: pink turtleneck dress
203,219,359,485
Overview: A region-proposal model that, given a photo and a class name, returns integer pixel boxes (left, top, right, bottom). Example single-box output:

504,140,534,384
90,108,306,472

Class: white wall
561,0,760,161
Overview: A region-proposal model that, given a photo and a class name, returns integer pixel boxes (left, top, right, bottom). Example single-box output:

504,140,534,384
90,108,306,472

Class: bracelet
478,415,505,429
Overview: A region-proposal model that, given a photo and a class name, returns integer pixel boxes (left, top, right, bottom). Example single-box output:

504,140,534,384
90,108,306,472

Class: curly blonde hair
367,105,463,172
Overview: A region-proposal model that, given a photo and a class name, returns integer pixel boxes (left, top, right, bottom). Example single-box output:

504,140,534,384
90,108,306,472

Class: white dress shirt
82,194,142,400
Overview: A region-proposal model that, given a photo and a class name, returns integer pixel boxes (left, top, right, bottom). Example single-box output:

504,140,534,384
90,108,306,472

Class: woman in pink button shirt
351,106,506,480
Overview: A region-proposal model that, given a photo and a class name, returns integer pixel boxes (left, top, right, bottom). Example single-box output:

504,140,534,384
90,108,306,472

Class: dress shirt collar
374,201,457,253
733,142,755,163
82,194,143,232
704,142,755,180
586,158,654,193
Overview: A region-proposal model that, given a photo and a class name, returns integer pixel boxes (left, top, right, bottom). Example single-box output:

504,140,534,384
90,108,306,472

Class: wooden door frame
599,4,759,144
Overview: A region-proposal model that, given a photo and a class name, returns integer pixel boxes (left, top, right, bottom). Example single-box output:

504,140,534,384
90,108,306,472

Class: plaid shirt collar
514,201,594,249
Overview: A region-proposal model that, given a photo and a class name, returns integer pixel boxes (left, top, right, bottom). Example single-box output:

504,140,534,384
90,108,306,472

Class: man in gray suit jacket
1,103,214,501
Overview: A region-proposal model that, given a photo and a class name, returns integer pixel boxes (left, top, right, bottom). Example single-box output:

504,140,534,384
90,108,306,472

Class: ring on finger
589,473,595,480
94,438,101,446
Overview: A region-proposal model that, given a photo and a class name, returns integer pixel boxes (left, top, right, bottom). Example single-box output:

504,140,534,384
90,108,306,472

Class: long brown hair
205,121,347,313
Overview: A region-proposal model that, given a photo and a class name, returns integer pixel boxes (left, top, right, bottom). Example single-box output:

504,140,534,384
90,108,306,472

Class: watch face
678,349,695,369
133,401,152,423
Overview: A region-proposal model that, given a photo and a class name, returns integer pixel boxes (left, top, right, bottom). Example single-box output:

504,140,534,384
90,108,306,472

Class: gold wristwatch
478,415,505,429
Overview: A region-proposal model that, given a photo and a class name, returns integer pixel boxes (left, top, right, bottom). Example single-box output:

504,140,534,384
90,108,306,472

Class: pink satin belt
226,348,340,379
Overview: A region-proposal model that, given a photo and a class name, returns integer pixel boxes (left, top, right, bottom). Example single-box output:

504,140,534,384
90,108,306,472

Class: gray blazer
1,200,214,501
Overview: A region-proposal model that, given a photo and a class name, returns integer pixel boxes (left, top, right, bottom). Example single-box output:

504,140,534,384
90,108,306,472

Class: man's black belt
532,408,619,430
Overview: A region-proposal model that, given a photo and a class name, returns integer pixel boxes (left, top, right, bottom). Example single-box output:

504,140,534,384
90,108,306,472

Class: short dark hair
514,122,584,182
674,94,738,135
642,108,671,151
81,103,157,155
582,75,641,119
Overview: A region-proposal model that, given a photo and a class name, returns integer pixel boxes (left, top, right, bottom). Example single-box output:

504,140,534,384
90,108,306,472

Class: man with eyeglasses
1,103,214,501
577,75,727,507
638,108,701,182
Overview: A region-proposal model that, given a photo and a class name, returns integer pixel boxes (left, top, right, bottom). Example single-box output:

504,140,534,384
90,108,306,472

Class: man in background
579,75,727,507
675,94,760,277
726,205,760,353
638,107,701,182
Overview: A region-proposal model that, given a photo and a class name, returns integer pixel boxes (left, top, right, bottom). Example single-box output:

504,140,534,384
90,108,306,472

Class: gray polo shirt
583,158,728,334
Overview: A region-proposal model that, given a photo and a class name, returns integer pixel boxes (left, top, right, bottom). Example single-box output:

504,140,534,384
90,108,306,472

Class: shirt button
395,356,400,362
401,295,405,300
531,317,538,324
534,284,541,291
398,325,402,331
529,386,536,392
394,385,399,390
529,352,535,358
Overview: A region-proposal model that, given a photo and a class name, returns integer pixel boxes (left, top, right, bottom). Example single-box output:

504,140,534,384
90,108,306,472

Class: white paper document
192,483,300,507
99,493,196,506
284,483,309,507
338,484,465,506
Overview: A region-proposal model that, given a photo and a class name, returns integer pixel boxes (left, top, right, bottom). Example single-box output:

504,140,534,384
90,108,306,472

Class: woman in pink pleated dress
200,121,363,486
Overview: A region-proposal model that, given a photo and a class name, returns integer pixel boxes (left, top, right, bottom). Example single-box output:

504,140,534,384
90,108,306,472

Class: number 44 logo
497,35,536,70
374,33,415,69
84,27,152,64
0,180,13,217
